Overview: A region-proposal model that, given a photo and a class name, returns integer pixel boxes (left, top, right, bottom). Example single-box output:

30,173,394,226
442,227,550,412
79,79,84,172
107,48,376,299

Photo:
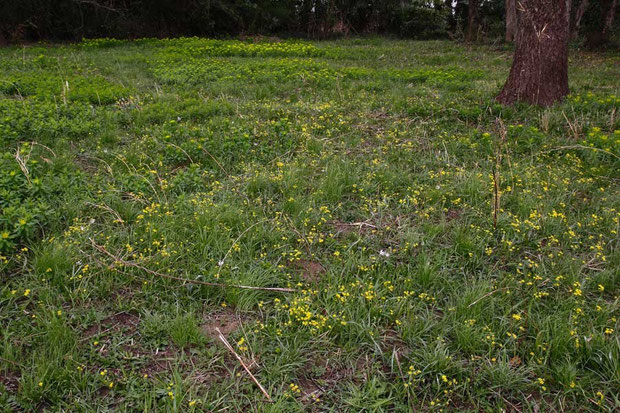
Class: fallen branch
330,220,379,231
344,221,378,229
84,202,124,223
540,145,620,161
283,214,312,253
467,288,508,308
493,119,507,229
199,146,230,178
14,145,33,184
89,238,296,293
215,327,272,401
0,356,23,369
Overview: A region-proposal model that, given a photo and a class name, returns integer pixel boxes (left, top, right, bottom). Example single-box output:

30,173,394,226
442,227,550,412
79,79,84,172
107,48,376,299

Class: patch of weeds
0,37,618,412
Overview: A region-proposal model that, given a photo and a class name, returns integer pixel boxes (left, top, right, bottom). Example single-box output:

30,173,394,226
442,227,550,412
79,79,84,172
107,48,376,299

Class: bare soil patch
287,259,326,283
202,309,246,341
82,311,140,339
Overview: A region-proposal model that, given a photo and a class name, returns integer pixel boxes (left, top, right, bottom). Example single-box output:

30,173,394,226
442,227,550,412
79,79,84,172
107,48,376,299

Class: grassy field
0,37,618,412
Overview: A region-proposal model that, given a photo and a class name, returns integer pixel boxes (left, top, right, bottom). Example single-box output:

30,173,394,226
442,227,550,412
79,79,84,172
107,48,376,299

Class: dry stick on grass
114,154,163,205
215,327,272,402
199,146,231,179
493,119,507,229
77,153,114,175
14,141,57,184
14,145,33,184
29,141,56,158
330,221,379,232
502,396,523,413
0,356,24,369
492,166,500,228
283,214,313,254
393,350,415,408
467,287,508,308
562,111,581,140
540,145,620,161
89,238,296,293
84,202,124,224
166,142,194,164
344,221,378,229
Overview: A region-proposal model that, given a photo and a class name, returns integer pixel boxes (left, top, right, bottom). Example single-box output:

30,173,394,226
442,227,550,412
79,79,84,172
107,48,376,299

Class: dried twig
562,111,581,140
84,202,124,223
14,141,57,183
29,141,56,158
393,349,415,407
89,238,295,293
346,221,378,228
540,145,620,161
14,145,33,184
330,220,379,231
493,119,507,229
166,142,194,164
0,356,24,369
199,146,230,178
283,214,312,253
502,396,522,413
468,288,508,308
215,327,272,401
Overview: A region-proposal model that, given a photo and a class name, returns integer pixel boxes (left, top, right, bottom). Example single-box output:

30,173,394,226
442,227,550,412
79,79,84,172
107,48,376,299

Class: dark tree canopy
0,1,616,46
0,1,453,42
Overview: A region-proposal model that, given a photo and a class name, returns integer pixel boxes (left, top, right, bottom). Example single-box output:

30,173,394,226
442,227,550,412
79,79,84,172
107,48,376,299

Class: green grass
0,37,618,411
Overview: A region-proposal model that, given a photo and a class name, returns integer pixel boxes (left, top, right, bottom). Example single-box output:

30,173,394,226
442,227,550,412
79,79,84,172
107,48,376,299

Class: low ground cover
0,38,618,411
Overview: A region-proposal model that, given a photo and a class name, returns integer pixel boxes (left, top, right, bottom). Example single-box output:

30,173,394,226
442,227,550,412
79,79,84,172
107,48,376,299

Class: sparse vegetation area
0,38,618,411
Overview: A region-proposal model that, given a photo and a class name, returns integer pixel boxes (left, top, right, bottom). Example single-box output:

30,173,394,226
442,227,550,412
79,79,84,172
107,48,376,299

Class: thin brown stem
89,238,295,293
215,327,272,401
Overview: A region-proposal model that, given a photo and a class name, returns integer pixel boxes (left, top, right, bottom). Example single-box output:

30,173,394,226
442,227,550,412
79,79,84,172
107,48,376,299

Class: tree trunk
585,0,618,48
571,0,589,39
496,0,570,107
606,0,618,33
506,0,517,42
466,0,479,42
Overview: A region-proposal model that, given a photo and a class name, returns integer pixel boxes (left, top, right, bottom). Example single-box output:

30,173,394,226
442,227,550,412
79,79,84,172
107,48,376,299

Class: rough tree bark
496,0,570,107
585,0,618,48
506,0,517,42
466,0,479,42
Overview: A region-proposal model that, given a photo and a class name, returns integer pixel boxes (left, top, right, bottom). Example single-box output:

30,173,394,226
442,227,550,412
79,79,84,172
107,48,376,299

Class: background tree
496,0,570,106
505,0,516,41
584,0,618,48
466,0,480,41
2,0,614,43
571,0,590,39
